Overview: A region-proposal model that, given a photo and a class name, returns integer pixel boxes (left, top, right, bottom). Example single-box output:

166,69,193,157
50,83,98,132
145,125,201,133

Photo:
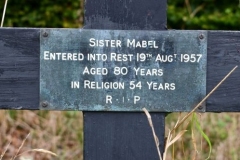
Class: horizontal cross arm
0,28,239,112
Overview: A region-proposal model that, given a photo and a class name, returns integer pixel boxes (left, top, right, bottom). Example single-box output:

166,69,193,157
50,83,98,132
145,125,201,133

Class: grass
165,112,240,160
143,66,238,160
0,0,8,27
1,111,240,159
0,110,83,160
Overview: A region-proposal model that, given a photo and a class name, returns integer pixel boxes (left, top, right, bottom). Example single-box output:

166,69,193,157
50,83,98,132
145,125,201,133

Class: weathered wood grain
0,28,39,110
0,31,240,112
206,31,240,112
84,112,165,160
83,0,166,159
84,0,166,30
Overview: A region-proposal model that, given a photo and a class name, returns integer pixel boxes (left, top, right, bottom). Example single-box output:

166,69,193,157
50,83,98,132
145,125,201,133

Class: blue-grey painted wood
84,112,165,160
84,0,166,30
83,0,166,159
206,31,240,112
0,28,40,110
1,30,240,113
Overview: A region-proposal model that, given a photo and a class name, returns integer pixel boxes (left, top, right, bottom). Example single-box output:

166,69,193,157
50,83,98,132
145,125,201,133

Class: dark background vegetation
167,0,240,30
0,0,240,29
0,0,83,28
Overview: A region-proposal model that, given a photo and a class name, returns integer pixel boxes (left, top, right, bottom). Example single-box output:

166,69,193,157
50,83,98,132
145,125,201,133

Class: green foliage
8,110,17,120
168,0,240,30
0,0,82,28
192,113,212,160
1,0,240,29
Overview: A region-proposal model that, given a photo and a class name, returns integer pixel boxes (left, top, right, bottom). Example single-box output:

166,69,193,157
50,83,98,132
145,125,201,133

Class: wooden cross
1,0,240,159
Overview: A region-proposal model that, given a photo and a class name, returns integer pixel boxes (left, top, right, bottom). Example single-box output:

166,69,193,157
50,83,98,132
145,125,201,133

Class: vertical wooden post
83,0,167,159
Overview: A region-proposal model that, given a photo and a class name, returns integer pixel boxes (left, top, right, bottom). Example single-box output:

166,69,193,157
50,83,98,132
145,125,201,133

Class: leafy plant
0,0,82,28
167,0,240,30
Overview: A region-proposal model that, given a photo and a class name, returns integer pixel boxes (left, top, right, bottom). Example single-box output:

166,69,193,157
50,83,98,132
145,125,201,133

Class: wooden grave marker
1,0,240,159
